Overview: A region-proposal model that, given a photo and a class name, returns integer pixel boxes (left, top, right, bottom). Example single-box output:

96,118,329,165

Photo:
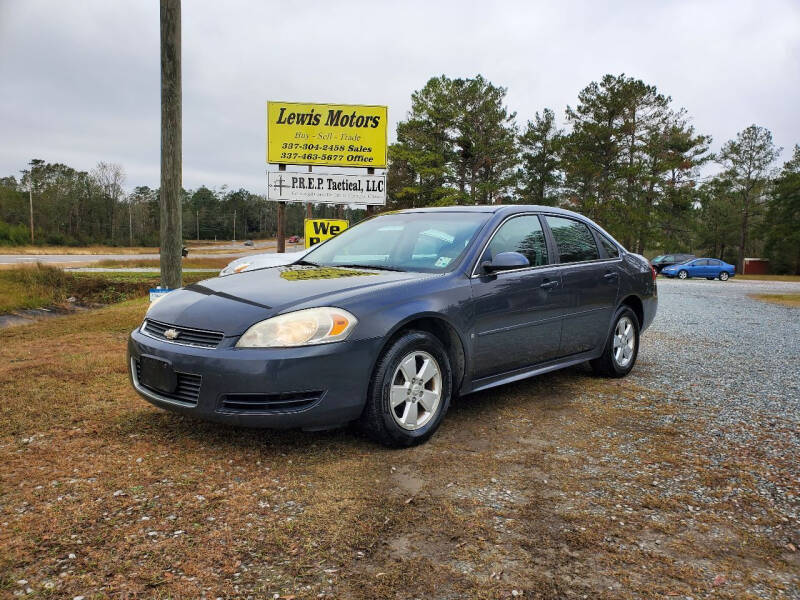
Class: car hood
144,265,433,336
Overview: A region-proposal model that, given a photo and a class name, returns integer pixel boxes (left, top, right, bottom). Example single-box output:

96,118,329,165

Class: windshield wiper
294,259,319,267
336,263,406,272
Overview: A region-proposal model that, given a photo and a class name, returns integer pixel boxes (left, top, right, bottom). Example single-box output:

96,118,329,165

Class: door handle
604,272,619,280
540,280,559,290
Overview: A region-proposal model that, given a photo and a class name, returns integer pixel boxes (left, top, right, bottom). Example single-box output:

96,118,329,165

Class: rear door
470,214,564,379
543,216,620,357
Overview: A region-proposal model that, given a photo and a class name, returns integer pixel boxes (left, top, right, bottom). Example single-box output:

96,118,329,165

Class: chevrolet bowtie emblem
164,328,180,340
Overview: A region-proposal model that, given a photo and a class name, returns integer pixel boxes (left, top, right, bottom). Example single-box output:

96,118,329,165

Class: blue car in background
661,258,735,281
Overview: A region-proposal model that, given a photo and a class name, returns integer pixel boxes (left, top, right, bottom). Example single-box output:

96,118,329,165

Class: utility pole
233,210,236,241
28,181,34,243
196,210,199,241
159,0,183,288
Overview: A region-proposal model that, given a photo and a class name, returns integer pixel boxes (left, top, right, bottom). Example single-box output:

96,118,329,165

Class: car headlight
236,307,357,348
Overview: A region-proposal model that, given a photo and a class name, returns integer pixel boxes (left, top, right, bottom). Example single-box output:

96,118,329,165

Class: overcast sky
1,0,798,192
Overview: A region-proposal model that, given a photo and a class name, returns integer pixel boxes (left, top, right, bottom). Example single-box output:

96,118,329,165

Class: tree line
0,163,361,248
1,72,798,273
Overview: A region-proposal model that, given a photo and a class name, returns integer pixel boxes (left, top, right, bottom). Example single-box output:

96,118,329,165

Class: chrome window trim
130,357,198,408
140,319,224,349
469,211,625,279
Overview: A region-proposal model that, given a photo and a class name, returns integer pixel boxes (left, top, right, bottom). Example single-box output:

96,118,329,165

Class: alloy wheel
390,351,442,431
720,272,729,281
678,270,688,279
612,316,636,368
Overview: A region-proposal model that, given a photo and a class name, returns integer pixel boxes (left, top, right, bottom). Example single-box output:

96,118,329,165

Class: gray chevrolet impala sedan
128,205,657,447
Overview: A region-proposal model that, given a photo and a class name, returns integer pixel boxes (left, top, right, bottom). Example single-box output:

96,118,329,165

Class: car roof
396,204,585,218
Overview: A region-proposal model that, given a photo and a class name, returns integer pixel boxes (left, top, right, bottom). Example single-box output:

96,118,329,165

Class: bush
0,220,30,245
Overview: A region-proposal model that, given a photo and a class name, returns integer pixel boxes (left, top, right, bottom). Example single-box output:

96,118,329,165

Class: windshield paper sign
267,101,387,168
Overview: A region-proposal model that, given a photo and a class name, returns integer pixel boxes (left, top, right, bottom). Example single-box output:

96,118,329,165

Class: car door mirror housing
482,251,530,273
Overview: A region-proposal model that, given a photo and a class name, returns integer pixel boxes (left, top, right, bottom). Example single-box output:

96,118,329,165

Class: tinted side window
598,233,619,258
545,216,600,263
485,216,549,267
709,259,721,266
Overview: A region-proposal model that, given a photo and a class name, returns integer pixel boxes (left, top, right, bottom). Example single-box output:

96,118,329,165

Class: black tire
706,277,714,280
590,306,640,378
719,271,729,281
678,269,689,280
359,330,452,448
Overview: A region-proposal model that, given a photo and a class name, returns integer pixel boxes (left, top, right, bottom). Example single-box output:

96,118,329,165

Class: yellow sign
304,218,349,248
268,101,387,168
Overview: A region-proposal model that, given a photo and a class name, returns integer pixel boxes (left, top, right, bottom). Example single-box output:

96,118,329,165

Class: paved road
0,243,306,265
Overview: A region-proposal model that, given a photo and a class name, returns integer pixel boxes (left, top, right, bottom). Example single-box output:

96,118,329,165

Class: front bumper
127,326,383,429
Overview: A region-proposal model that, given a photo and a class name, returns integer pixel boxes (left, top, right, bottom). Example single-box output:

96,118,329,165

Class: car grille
134,359,202,406
220,391,324,413
142,319,224,348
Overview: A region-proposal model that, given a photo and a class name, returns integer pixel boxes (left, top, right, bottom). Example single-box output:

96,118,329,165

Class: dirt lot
0,278,798,599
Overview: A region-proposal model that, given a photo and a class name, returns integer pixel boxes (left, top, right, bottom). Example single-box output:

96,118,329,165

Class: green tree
561,74,711,252
694,177,740,263
517,108,563,205
762,145,800,273
717,125,781,271
387,74,517,208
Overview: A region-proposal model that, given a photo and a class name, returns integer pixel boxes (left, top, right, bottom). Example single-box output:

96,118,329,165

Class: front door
543,216,620,356
470,215,564,379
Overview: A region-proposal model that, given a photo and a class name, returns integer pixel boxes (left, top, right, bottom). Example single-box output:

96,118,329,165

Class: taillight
651,265,657,281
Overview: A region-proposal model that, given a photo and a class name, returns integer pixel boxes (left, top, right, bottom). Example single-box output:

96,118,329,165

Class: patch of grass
94,257,231,269
0,266,210,313
748,293,800,307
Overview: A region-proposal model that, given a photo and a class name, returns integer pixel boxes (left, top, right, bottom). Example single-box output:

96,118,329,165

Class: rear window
545,216,600,263
597,233,619,259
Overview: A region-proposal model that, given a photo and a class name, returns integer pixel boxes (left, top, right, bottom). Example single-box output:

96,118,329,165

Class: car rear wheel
359,330,452,447
678,270,688,280
590,306,640,378
719,271,729,281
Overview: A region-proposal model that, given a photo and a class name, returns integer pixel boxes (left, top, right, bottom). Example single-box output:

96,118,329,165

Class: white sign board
268,172,386,205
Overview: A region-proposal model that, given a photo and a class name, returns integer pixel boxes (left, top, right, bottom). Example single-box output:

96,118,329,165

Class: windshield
302,212,489,273
652,255,665,262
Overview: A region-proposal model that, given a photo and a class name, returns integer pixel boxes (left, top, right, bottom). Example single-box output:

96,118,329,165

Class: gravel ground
639,278,800,423
633,277,800,572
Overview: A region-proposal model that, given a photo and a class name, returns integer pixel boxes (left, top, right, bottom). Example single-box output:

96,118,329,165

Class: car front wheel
719,271,729,281
591,306,640,378
678,269,688,279
359,330,452,447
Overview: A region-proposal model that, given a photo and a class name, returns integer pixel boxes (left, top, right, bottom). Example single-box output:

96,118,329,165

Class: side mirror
481,251,530,273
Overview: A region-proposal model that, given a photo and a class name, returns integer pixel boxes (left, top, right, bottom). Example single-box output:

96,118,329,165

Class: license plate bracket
139,355,177,393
